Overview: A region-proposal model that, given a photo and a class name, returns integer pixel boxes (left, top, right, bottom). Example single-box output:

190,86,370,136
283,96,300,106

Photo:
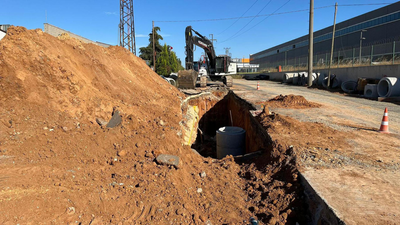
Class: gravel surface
233,79,400,133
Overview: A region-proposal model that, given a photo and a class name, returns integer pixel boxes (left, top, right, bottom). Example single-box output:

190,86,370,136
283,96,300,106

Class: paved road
232,79,400,133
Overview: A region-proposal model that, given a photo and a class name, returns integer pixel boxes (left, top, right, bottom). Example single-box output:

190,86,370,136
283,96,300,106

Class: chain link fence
259,41,400,71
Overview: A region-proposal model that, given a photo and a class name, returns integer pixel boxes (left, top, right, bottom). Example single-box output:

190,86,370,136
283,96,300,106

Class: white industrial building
0,25,11,41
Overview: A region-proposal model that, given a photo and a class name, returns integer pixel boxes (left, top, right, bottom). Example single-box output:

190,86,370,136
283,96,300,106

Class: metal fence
260,41,400,71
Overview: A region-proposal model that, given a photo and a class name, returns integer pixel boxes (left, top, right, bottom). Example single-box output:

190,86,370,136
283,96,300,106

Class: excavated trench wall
182,90,343,224
187,91,272,156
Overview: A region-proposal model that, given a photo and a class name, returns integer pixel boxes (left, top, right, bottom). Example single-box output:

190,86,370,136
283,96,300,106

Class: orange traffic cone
257,82,260,90
379,107,389,133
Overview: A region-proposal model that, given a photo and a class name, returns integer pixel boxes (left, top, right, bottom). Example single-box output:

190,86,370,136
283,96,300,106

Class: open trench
181,90,344,225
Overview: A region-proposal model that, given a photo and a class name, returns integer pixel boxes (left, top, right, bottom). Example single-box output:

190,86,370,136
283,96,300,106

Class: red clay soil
255,109,398,171
257,111,349,151
0,27,306,224
257,94,321,109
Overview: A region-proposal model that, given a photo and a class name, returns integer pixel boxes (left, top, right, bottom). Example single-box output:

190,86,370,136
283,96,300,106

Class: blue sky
1,0,397,64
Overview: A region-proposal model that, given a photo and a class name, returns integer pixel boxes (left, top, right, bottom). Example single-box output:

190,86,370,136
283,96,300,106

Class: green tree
156,44,170,76
139,26,163,66
139,26,184,74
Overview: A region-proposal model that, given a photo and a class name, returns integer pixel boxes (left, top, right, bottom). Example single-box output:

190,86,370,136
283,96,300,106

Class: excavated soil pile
256,111,349,150
255,110,390,170
0,27,233,224
0,27,308,224
258,94,321,109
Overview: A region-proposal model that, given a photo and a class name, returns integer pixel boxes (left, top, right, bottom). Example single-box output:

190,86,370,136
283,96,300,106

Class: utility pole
308,0,314,87
328,3,338,88
209,34,217,46
152,21,156,71
224,47,231,57
119,0,136,55
359,30,367,65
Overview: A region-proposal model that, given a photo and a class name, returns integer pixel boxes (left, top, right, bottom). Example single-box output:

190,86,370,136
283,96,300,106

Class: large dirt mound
258,94,321,109
0,27,183,122
0,27,255,224
0,27,312,224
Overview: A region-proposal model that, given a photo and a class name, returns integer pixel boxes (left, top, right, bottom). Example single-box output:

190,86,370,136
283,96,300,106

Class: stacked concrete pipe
377,77,400,97
341,80,358,93
283,73,296,83
292,73,300,85
364,84,378,98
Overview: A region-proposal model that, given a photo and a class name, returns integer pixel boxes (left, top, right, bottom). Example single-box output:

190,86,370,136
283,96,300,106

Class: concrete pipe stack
292,73,300,85
318,73,327,86
299,72,317,86
322,75,341,89
282,73,296,84
364,84,378,98
377,77,400,97
341,80,358,94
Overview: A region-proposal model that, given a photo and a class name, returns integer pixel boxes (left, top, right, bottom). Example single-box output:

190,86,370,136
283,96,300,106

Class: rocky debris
66,207,75,215
155,154,180,168
106,110,122,128
117,150,127,157
197,188,203,193
96,118,108,126
200,171,206,178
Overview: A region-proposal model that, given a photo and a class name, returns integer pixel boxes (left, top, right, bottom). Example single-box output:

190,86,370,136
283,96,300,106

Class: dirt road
233,79,400,133
232,79,400,225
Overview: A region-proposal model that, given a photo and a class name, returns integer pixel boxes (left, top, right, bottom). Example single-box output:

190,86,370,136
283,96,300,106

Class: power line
223,0,272,42
154,6,326,23
154,3,394,23
218,0,260,35
221,0,292,43
340,3,393,7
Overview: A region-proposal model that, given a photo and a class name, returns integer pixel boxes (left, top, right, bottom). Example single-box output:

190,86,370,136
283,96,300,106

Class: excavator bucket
177,70,198,89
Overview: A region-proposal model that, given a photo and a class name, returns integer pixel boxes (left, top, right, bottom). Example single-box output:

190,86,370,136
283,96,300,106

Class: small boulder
96,118,108,126
156,154,179,168
117,150,127,157
106,110,122,128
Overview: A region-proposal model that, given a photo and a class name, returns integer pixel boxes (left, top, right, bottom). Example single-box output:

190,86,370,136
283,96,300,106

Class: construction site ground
232,79,400,225
1,27,399,225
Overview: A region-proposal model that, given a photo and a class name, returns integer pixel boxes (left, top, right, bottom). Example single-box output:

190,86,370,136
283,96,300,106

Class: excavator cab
215,56,231,74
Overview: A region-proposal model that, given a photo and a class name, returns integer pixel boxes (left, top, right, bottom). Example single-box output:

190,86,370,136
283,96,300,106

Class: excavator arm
184,26,216,73
178,26,233,89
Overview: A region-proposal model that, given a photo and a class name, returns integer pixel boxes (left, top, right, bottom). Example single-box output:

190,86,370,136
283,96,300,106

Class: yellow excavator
177,26,234,89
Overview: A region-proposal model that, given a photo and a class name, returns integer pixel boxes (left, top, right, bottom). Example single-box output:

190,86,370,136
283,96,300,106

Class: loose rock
106,110,122,128
96,118,108,126
155,154,180,168
117,150,127,157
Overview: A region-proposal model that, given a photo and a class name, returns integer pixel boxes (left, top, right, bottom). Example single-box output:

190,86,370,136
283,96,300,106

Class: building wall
251,2,400,69
44,23,112,48
266,65,400,83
